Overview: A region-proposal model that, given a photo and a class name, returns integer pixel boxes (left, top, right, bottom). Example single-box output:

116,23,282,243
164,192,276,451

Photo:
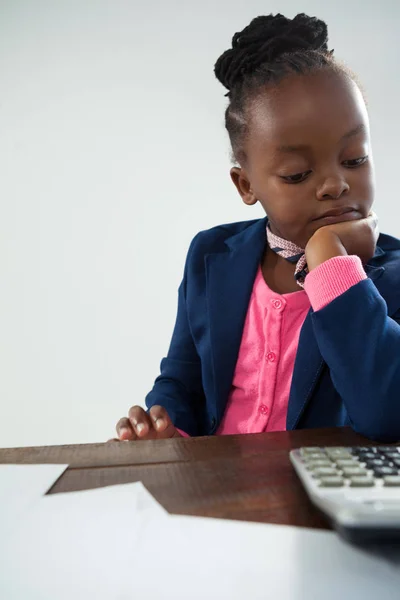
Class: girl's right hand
305,211,379,271
110,405,182,441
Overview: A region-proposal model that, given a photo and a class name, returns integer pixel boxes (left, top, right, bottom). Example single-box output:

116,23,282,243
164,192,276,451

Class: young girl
114,13,400,443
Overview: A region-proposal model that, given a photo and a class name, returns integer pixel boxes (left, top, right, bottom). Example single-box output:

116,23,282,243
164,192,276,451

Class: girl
113,13,400,443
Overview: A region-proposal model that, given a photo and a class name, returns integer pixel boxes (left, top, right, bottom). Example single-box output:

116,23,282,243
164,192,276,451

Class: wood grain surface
0,427,375,529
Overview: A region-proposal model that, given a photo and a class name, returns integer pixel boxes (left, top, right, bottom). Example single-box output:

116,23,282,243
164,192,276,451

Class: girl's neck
261,246,302,295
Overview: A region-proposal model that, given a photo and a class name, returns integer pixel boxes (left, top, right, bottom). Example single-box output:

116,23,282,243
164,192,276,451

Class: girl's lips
313,210,361,226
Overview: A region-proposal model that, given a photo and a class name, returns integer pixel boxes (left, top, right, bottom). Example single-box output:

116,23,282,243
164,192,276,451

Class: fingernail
119,427,130,440
154,417,165,430
136,423,145,435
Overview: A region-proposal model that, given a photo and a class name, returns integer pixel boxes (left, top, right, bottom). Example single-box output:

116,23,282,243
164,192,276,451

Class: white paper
0,481,166,599
133,514,400,600
0,464,67,537
1,480,400,600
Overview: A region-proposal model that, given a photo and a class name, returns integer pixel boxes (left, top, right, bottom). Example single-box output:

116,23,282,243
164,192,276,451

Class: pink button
266,351,276,362
271,299,283,310
259,404,269,415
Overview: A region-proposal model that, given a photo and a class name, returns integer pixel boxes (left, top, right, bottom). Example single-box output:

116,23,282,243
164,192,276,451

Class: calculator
290,446,400,543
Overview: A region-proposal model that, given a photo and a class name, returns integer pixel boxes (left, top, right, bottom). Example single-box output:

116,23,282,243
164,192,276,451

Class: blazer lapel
286,310,324,430
205,218,267,422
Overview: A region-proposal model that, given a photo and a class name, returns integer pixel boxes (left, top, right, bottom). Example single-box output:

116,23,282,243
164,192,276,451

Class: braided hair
214,13,358,165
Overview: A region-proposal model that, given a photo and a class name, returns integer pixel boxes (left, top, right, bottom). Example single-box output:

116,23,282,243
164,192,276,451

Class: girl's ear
230,167,258,206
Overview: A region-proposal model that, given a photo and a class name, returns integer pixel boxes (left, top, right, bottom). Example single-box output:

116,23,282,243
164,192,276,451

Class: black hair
214,13,358,165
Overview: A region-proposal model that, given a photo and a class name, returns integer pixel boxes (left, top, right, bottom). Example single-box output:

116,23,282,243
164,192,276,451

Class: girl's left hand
305,211,379,271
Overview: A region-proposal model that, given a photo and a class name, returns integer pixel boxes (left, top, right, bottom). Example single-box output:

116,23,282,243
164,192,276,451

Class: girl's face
230,71,375,248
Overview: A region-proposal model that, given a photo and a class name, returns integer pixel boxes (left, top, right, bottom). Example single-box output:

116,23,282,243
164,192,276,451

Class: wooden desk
0,427,374,530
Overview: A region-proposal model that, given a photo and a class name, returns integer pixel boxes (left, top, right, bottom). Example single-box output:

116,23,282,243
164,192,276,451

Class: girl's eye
280,170,312,184
343,155,369,168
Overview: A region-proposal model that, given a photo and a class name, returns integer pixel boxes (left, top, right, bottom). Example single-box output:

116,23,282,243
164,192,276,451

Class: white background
1,0,399,448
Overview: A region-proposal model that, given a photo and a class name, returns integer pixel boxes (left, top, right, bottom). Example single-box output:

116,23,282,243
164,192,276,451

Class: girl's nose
317,176,350,200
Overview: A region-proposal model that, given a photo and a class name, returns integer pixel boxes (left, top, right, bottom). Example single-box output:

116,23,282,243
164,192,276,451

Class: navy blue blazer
146,217,400,442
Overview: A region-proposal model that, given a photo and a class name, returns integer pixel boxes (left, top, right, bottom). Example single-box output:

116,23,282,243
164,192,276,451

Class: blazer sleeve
310,278,400,442
145,234,205,436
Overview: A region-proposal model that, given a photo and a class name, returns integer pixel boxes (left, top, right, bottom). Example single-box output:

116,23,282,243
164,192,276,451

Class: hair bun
214,13,329,94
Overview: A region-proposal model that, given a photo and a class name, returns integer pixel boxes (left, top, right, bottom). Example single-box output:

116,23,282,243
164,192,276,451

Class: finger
367,210,379,225
116,417,137,441
128,406,155,439
148,405,179,439
367,211,380,242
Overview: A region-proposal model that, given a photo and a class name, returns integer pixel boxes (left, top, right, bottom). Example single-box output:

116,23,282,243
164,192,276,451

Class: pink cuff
304,255,367,311
176,428,190,437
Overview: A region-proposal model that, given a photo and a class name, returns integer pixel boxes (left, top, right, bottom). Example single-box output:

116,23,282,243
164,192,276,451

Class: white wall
1,0,399,448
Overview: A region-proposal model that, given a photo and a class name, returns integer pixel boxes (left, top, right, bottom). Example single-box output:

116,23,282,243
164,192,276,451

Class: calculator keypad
299,446,400,487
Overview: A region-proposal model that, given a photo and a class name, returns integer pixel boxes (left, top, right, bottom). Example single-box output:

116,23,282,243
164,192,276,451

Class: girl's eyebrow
275,144,309,154
341,123,366,141
276,124,367,155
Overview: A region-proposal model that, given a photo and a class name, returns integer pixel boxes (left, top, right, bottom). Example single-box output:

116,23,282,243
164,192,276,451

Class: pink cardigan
179,255,366,436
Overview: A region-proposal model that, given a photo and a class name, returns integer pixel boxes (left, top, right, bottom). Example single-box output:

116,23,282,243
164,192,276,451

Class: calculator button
300,447,325,455
325,448,352,458
374,447,399,453
351,447,376,454
365,459,389,468
342,467,368,477
312,467,339,477
383,476,400,486
383,452,400,460
303,453,327,460
335,459,360,468
319,476,344,487
372,466,399,477
391,458,400,468
357,452,378,461
305,460,333,469
349,476,375,487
